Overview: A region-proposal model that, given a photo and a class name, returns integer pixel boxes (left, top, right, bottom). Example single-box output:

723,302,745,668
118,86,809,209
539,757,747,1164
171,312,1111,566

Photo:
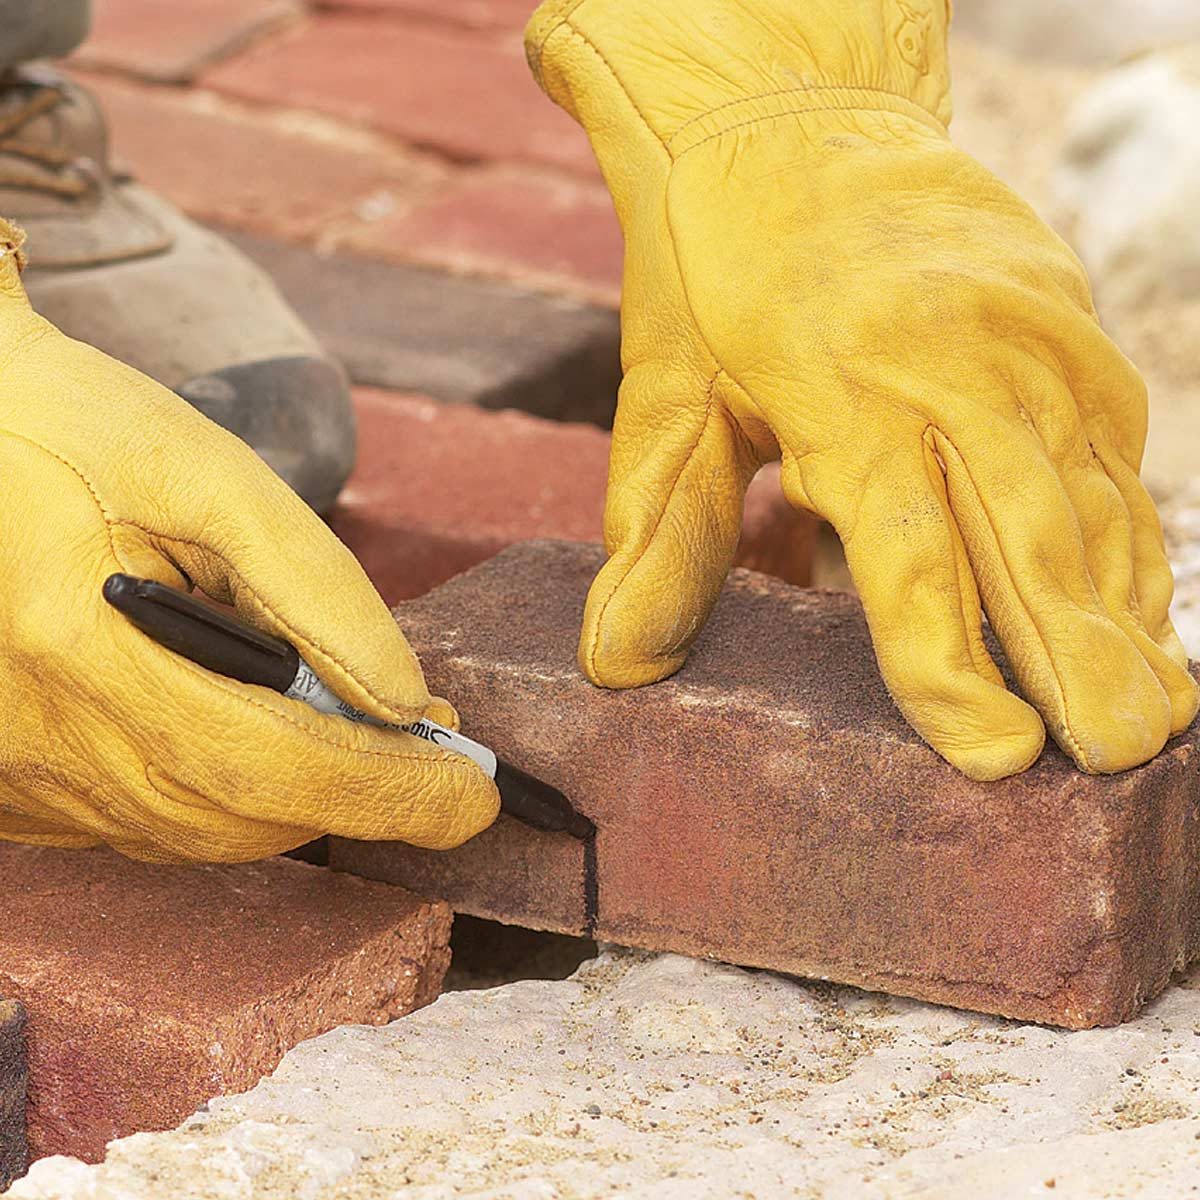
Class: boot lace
0,76,97,198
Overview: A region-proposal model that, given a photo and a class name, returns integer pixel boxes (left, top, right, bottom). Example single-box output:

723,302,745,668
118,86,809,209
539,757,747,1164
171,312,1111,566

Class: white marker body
284,658,498,777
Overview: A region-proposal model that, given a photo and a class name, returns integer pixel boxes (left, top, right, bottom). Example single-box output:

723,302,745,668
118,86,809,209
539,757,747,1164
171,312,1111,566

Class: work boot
0,65,356,514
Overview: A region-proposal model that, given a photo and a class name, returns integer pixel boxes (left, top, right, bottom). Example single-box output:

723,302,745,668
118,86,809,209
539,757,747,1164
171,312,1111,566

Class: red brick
332,539,1200,1029
329,390,816,604
71,73,447,243
201,15,597,176
345,169,622,304
73,0,300,84
316,0,533,30
0,845,451,1163
0,1002,26,1190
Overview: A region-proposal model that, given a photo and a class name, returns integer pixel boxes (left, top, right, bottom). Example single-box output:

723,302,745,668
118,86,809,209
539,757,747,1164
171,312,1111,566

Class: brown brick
74,0,300,84
73,72,448,244
201,15,597,175
342,169,622,305
332,539,1200,1029
329,390,816,604
0,846,451,1163
0,1001,27,1191
222,231,623,422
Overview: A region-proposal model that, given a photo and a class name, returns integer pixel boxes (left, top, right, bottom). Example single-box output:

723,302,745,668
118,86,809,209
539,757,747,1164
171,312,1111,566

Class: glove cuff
0,217,26,272
527,0,953,150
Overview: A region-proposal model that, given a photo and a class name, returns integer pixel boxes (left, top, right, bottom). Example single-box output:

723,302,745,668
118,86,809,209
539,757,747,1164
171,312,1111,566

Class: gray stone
9,950,1200,1198
223,229,622,427
0,1001,27,1192
1056,48,1200,308
951,0,1200,65
0,0,89,72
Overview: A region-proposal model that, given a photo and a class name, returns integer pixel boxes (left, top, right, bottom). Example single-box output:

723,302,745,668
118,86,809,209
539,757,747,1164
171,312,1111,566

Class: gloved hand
527,0,1198,779
0,219,498,862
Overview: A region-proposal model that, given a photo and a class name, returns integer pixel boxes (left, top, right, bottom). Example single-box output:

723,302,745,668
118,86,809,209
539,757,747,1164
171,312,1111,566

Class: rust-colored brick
201,15,597,175
0,847,451,1163
0,1001,27,1190
332,539,1200,1029
330,390,817,604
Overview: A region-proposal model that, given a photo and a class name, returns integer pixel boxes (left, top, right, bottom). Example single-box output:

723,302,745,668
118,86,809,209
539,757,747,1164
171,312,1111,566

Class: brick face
315,0,534,29
329,390,816,604
332,539,1200,1029
74,0,301,84
201,15,597,176
0,846,452,1163
344,169,622,304
0,1001,26,1191
74,73,448,244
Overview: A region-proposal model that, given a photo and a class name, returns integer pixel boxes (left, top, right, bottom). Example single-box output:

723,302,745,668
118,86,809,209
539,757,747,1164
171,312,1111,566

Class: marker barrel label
286,660,498,777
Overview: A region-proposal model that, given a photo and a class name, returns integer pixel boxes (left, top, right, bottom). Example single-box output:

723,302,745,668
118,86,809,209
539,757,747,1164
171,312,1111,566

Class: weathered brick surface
330,390,816,603
0,846,452,1163
77,72,448,244
0,1002,27,1191
201,16,596,175
342,169,622,304
315,0,533,29
74,0,300,84
332,539,1200,1029
224,231,623,420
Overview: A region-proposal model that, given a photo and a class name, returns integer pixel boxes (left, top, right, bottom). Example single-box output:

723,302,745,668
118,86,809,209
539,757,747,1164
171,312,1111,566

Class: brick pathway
71,0,621,305
64,0,819,599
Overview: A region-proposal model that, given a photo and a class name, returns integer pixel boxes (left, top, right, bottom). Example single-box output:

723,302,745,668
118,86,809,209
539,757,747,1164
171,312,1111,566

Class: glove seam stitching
526,0,590,85
668,83,946,151
584,370,722,676
0,430,432,735
147,645,485,770
558,22,671,155
673,96,946,163
112,523,426,726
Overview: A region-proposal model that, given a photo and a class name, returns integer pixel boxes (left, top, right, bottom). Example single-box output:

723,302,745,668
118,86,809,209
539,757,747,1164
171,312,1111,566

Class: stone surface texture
223,231,623,421
332,540,1200,1030
0,845,451,1164
0,1003,26,1192
1056,47,1200,308
10,949,1200,1200
330,390,816,604
951,0,1200,64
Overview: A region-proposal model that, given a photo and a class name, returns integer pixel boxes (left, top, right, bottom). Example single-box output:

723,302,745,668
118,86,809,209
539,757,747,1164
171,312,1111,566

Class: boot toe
177,355,356,515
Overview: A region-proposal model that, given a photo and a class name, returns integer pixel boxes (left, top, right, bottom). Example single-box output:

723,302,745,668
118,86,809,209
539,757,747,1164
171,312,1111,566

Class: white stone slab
9,950,1200,1199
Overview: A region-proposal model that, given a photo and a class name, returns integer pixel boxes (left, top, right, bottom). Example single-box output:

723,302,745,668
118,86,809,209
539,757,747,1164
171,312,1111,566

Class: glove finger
1099,446,1194,669
931,412,1172,774
582,361,760,687
128,416,446,728
1041,314,1195,670
999,350,1197,733
97,600,500,862
811,432,1045,781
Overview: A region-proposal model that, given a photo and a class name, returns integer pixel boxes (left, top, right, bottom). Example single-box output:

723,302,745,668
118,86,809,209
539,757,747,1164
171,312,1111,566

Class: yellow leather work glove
527,0,1198,780
0,220,498,862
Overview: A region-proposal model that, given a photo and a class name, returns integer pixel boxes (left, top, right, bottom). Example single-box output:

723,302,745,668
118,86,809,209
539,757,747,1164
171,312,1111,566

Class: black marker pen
102,574,593,841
